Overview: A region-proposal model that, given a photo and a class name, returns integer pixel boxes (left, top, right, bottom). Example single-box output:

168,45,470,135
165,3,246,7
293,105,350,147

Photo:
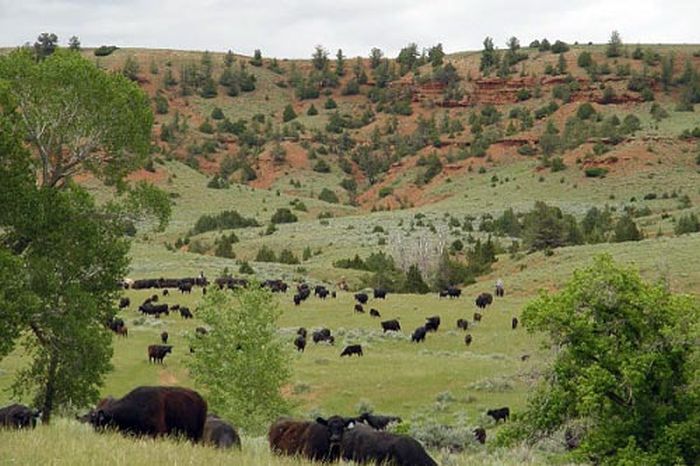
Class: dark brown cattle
473,427,486,444
456,319,469,330
381,319,401,333
341,423,437,466
0,404,40,429
512,317,518,329
294,335,306,352
161,332,169,344
359,412,402,430
203,414,241,449
354,304,365,314
87,386,207,441
340,344,363,357
369,309,381,318
473,312,482,322
179,282,193,294
180,307,193,319
118,297,130,309
116,326,128,337
268,416,355,462
475,292,493,309
148,345,172,364
464,334,473,346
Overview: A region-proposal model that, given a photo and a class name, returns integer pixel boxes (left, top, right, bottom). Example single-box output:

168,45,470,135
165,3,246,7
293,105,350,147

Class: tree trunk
41,352,59,425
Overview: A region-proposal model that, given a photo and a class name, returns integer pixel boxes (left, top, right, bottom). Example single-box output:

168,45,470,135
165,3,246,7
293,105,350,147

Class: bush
517,144,536,156
318,188,339,204
211,107,225,120
307,104,318,116
199,119,214,134
278,248,300,264
192,210,259,234
154,93,169,115
550,40,570,53
270,208,298,224
93,45,118,56
324,97,337,109
675,213,700,235
239,261,254,274
577,51,593,68
585,167,608,178
313,159,331,173
282,104,297,122
378,187,394,198
255,245,277,262
576,102,596,120
613,214,643,242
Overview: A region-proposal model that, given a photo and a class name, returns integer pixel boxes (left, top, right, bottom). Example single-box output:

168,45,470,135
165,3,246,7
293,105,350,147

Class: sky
0,0,698,58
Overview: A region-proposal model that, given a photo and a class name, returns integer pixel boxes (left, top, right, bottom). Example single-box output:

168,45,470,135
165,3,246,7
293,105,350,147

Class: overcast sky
1,0,698,58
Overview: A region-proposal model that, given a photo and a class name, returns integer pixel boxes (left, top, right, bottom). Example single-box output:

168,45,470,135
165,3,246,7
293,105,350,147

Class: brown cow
148,345,172,364
269,416,355,462
86,386,207,441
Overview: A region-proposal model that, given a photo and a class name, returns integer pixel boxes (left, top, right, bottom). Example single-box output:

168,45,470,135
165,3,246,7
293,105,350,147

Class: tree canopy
501,255,700,465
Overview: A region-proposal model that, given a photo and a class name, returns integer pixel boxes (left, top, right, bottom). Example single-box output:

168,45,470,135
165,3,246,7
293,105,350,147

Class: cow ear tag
347,421,355,429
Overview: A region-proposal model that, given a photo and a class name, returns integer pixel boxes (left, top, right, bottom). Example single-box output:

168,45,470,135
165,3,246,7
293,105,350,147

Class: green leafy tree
335,49,346,76
369,47,383,69
271,208,298,224
312,45,329,71
68,35,81,52
33,32,58,60
0,49,153,188
606,30,623,58
503,255,700,466
186,286,291,434
613,214,642,242
282,104,297,122
480,37,498,74
403,264,430,294
675,213,700,235
428,43,445,67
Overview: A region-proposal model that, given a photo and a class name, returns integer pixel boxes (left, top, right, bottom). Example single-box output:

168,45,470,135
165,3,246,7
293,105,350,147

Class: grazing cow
312,329,334,345
195,327,208,336
203,414,241,449
464,334,473,346
162,289,169,296
473,312,482,322
425,316,440,332
118,297,130,309
179,282,193,294
369,309,381,318
0,404,40,429
358,412,402,430
486,407,510,423
340,344,363,357
161,332,169,344
473,427,486,444
354,293,369,305
148,345,172,364
268,416,355,462
475,292,493,309
512,317,518,330
180,307,193,319
139,302,169,318
86,386,207,441
373,288,387,300
116,326,128,337
297,327,307,338
293,294,303,306
456,319,469,330
354,304,365,314
317,288,329,299
381,319,401,333
439,286,462,299
171,304,180,311
331,291,337,299
520,354,530,361
411,326,427,343
341,423,437,466
294,335,306,353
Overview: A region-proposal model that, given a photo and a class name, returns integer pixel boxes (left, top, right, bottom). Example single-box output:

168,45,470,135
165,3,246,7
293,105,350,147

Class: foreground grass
0,418,579,465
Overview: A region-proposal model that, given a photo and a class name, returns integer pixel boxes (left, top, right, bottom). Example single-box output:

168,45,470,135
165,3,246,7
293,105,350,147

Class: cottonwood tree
502,255,700,465
68,35,81,51
0,49,153,188
33,32,58,60
186,286,291,434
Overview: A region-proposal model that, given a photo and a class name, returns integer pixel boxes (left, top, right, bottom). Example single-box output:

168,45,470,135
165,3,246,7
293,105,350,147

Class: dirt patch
158,370,178,386
249,141,310,189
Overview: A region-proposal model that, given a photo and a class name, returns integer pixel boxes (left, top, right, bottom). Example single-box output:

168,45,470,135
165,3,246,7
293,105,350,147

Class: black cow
148,345,172,364
180,307,193,319
107,317,125,334
331,291,337,299
520,354,530,361
411,326,427,343
439,286,462,299
369,309,381,318
203,414,241,449
358,412,402,430
150,294,159,303
425,316,440,332
354,304,365,314
341,423,437,466
195,327,208,336
381,319,401,333
473,427,486,444
297,327,307,338
340,345,363,357
294,335,306,353
354,293,369,304
161,332,169,344
373,288,387,300
317,288,329,299
312,329,334,345
475,292,493,309
486,407,510,423
86,386,207,441
0,404,40,429
268,416,356,462
139,302,169,318
293,294,303,306
118,297,130,309
512,317,519,329
179,282,193,294
162,289,169,296
473,312,482,322
456,319,469,330
464,334,473,346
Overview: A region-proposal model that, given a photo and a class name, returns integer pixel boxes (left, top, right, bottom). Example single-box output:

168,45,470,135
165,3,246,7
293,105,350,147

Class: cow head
316,416,355,445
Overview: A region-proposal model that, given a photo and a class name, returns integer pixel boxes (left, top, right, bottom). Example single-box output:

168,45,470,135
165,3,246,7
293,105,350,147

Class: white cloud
0,0,697,57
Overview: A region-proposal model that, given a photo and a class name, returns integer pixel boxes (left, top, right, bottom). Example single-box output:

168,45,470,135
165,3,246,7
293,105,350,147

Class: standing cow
0,404,40,429
340,345,363,357
381,319,401,333
148,345,172,364
294,335,306,353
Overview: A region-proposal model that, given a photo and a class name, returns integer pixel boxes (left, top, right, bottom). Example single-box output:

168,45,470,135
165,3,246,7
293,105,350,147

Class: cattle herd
0,277,521,463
